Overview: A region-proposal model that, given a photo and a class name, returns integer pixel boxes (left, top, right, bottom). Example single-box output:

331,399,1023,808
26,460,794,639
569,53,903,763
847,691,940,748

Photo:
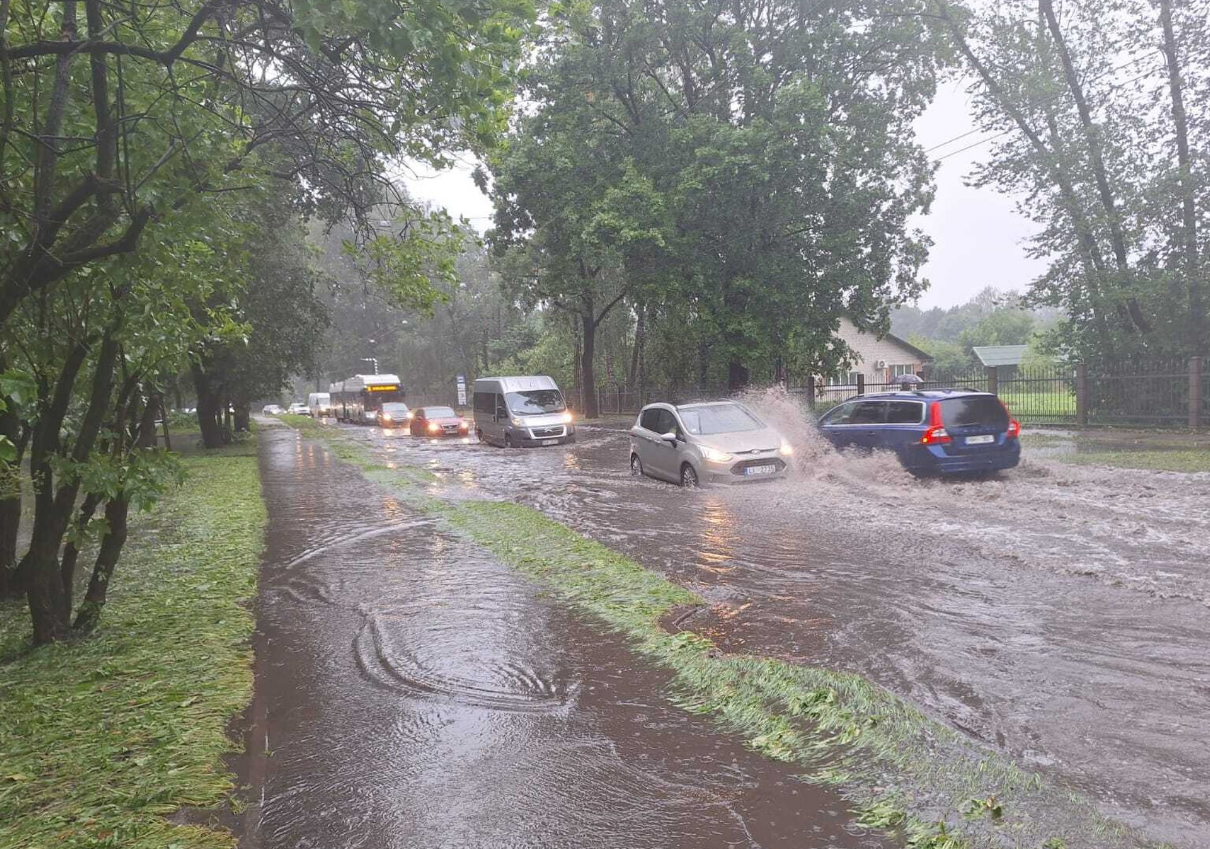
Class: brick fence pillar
856,373,865,396
986,365,998,395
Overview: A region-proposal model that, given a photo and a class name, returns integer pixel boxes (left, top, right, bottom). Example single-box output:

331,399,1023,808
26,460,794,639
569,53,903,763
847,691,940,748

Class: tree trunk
581,311,600,419
59,493,101,618
72,496,129,634
0,403,21,597
233,402,250,432
628,306,645,392
1158,0,1203,357
192,364,227,449
728,358,749,392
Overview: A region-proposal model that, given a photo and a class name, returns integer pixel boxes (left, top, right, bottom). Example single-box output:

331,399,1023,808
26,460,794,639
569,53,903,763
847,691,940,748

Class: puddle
326,400,1210,848
241,427,888,848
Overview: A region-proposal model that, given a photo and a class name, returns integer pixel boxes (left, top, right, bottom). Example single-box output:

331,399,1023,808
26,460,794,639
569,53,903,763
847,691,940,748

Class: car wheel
504,433,513,449
475,428,483,442
630,454,644,477
680,463,699,488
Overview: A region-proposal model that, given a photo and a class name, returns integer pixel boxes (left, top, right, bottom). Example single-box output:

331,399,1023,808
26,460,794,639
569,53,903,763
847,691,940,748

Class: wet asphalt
240,425,889,849
309,397,1210,849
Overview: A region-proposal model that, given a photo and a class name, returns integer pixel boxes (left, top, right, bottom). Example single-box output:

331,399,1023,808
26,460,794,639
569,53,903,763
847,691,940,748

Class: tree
1,0,533,642
490,0,946,404
934,0,1210,362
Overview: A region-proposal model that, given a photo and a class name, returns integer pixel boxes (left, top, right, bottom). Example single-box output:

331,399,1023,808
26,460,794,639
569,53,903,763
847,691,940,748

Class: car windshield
506,390,566,416
381,403,409,413
678,403,762,435
424,406,456,418
940,396,1008,428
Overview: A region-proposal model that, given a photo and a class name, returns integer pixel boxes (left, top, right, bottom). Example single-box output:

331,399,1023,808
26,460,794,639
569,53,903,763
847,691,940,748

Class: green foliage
0,442,265,848
491,0,947,390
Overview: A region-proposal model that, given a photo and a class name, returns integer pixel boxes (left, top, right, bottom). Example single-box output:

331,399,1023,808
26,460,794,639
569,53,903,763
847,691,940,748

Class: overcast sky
403,78,1047,310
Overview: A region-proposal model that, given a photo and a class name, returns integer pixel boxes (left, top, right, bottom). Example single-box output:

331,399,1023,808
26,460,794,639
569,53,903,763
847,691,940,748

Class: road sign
456,374,467,406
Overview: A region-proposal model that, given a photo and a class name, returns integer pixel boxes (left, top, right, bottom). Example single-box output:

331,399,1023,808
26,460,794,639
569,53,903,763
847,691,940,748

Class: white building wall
815,318,927,402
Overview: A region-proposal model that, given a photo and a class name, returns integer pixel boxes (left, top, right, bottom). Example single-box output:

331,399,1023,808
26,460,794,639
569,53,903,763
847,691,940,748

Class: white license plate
542,439,558,446
745,464,775,476
966,434,995,445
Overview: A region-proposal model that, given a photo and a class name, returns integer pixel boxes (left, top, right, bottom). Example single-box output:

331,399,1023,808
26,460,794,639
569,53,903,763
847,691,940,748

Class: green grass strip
1054,449,1210,474
0,442,265,849
283,420,1162,849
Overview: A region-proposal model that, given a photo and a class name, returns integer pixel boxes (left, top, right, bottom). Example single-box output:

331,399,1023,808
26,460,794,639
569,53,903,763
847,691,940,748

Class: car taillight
1000,400,1021,438
921,401,951,445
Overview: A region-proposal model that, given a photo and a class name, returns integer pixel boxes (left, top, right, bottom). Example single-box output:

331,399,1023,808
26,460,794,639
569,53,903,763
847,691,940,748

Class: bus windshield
506,390,566,416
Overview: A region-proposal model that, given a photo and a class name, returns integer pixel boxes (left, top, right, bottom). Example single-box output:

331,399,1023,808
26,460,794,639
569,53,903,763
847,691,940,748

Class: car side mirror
660,431,679,445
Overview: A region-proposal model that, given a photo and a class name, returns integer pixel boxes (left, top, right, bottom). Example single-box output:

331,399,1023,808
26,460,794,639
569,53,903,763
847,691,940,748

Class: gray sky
404,79,1046,310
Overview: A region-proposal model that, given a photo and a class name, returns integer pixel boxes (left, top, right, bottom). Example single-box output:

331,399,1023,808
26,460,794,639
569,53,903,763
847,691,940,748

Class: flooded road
244,425,889,848
334,407,1210,849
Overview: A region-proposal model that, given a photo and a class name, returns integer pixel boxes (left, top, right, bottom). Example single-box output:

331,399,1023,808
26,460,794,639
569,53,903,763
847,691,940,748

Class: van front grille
530,426,566,439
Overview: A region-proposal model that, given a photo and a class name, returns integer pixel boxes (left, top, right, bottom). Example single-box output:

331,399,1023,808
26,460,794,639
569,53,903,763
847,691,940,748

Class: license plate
542,439,558,446
744,464,775,476
966,434,994,445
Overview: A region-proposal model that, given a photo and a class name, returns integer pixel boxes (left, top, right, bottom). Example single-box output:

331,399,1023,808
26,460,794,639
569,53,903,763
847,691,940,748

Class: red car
409,406,471,438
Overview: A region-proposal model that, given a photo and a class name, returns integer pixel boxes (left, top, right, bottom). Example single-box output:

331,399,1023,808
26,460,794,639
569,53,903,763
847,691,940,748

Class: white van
307,391,332,418
473,376,576,447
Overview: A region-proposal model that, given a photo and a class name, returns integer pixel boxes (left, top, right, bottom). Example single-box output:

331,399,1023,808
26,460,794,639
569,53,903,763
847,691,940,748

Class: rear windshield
423,406,456,418
678,403,762,435
940,396,1008,428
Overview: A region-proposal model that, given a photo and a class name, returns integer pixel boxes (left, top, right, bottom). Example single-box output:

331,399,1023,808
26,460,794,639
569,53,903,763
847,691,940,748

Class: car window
885,401,925,424
940,396,1008,428
819,403,853,425
654,409,679,435
639,408,661,431
848,401,887,425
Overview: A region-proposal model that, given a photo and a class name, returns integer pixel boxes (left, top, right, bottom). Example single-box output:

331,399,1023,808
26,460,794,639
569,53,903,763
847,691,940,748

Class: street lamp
360,357,379,374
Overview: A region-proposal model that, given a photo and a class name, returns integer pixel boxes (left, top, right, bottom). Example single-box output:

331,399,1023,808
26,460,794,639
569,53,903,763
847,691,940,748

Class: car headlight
381,414,392,422
560,412,573,424
700,446,733,463
779,441,793,456
511,416,523,427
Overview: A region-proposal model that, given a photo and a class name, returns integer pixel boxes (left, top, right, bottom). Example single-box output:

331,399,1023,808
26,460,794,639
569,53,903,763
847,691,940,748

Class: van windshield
506,390,566,416
678,403,762,435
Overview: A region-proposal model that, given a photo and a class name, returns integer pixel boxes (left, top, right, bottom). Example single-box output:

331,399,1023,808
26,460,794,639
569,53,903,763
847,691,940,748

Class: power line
933,61,1164,163
924,50,1162,157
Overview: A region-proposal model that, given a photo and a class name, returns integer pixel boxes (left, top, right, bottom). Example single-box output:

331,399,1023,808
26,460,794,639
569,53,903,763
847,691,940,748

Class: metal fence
583,356,1207,429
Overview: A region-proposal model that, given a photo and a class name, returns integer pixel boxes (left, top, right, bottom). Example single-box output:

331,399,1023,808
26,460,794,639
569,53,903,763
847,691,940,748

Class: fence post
856,374,865,396
1076,362,1088,427
1190,357,1203,430
986,365,998,395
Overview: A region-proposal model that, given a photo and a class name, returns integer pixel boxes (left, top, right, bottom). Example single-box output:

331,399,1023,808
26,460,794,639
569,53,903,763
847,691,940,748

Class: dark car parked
818,390,1021,476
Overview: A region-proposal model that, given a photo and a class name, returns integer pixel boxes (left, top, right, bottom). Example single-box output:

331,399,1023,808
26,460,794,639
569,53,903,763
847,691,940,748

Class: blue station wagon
818,390,1021,476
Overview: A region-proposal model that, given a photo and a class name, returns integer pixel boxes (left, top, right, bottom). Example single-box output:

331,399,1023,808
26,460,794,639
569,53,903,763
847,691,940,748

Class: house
816,317,933,401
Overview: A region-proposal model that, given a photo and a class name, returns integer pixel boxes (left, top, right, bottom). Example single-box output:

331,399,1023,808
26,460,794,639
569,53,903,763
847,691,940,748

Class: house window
890,364,917,377
827,370,863,386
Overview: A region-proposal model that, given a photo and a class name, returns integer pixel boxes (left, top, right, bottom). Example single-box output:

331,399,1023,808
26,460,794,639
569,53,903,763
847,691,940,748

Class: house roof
885,332,934,363
972,345,1027,367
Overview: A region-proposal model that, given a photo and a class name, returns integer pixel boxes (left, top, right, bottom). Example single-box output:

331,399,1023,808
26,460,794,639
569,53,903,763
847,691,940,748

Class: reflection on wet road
338,410,1210,849
245,427,886,849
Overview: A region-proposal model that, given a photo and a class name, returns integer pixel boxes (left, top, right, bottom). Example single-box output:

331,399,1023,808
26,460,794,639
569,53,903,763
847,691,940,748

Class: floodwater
242,425,889,849
329,399,1210,849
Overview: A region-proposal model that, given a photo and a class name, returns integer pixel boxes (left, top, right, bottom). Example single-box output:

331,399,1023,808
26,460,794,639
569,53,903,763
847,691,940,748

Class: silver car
629,401,792,486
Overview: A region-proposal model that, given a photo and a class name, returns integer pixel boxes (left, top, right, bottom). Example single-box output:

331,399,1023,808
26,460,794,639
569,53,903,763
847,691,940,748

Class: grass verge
0,439,265,849
1055,449,1210,474
283,420,1159,849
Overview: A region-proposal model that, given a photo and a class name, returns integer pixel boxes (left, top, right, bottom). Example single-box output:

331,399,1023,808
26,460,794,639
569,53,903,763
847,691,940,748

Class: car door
845,401,888,449
644,408,683,480
633,407,667,478
881,400,927,457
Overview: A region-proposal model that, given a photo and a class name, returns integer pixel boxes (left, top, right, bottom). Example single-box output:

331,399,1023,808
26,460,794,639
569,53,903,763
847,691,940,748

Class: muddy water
245,426,888,849
341,409,1210,848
